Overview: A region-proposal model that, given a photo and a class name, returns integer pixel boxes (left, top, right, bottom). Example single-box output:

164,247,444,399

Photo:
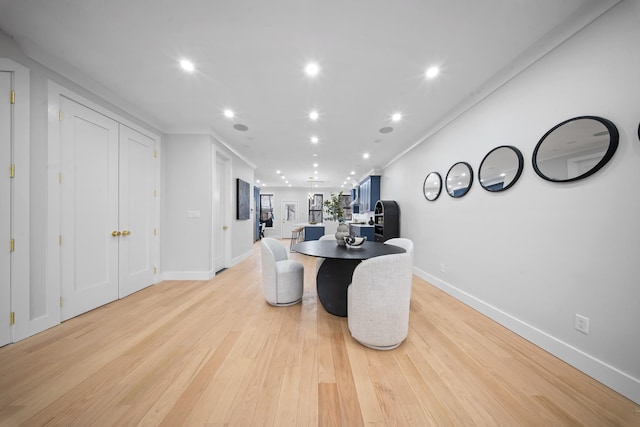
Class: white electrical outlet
440,263,445,273
575,314,590,334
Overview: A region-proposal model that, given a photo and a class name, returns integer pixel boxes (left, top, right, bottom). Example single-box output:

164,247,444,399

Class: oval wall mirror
423,172,442,201
445,162,473,198
532,116,618,182
479,145,524,192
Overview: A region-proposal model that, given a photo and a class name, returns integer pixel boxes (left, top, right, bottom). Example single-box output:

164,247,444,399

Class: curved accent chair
316,234,337,272
261,237,304,306
384,238,414,262
347,253,413,350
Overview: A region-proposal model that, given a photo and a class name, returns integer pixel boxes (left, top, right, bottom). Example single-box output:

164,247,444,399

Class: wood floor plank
0,240,638,427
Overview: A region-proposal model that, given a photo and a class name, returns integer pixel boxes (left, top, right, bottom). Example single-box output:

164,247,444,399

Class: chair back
348,253,413,349
384,238,414,261
319,234,336,241
262,237,288,262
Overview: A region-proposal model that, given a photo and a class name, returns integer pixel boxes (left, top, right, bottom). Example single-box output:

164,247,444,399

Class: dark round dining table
291,240,406,317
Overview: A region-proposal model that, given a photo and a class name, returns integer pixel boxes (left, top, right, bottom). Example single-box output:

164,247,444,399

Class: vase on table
335,222,349,246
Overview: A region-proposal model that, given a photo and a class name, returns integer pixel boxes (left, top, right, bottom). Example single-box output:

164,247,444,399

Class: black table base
316,258,361,317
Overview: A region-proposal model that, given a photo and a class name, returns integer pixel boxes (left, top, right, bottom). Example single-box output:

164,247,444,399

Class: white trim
231,250,253,267
412,266,640,405
160,271,214,281
214,149,233,270
0,58,30,342
383,0,621,171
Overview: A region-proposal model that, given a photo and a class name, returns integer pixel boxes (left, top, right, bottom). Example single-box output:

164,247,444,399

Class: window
308,194,323,223
260,194,274,227
340,193,353,221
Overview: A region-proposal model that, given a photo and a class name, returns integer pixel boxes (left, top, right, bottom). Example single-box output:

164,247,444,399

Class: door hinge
59,235,62,246
153,267,157,275
60,297,63,307
9,164,15,178
10,90,15,104
10,312,15,325
59,110,62,121
153,228,157,236
153,189,157,197
153,149,157,158
59,172,62,183
9,239,14,252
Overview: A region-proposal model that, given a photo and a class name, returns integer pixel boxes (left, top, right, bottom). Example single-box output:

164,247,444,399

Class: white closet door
0,72,11,346
118,125,155,297
60,98,119,320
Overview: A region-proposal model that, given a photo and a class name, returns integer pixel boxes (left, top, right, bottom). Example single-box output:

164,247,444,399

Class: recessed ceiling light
224,109,234,118
350,171,355,175
180,59,195,72
256,179,260,183
314,171,318,175
391,113,402,122
276,170,281,174
281,175,286,179
426,66,439,79
313,163,318,168
309,111,319,121
310,136,319,143
363,153,370,159
288,184,292,187
305,62,320,77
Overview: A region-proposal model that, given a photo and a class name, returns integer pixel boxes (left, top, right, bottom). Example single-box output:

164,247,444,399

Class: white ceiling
0,0,618,189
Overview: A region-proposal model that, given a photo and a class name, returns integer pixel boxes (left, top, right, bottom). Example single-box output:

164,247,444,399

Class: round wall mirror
445,162,473,198
532,116,618,182
479,145,524,192
423,172,442,201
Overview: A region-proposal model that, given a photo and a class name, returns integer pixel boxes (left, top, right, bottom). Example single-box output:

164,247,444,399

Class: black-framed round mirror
423,172,442,201
532,116,618,182
445,162,473,198
479,145,524,192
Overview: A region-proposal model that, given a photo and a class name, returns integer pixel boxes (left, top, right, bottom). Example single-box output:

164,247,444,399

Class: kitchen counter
349,223,374,241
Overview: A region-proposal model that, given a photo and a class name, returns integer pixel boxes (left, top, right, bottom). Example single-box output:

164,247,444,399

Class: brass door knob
111,231,121,237
222,225,228,230
122,230,131,236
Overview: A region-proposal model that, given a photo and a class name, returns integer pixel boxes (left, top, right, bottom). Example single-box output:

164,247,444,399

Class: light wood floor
1,241,638,426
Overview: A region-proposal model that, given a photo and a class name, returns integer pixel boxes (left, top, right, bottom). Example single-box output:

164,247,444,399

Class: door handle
222,225,228,230
122,230,131,236
111,231,121,237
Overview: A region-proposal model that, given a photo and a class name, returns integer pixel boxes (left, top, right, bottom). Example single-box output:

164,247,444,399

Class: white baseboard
413,267,640,405
160,270,214,281
231,249,253,266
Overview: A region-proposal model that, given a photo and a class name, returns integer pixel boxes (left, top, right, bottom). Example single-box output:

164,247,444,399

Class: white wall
383,1,640,403
161,134,255,279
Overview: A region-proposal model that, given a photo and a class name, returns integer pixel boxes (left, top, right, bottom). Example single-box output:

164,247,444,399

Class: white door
0,72,11,346
214,155,227,272
118,125,155,297
281,201,299,239
60,97,119,320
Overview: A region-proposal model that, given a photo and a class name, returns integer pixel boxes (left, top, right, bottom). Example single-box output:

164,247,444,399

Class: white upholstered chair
261,237,304,306
347,253,413,350
384,238,414,261
316,234,337,272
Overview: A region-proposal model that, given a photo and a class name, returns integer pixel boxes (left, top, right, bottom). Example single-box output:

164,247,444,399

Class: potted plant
323,191,345,221
324,192,349,245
